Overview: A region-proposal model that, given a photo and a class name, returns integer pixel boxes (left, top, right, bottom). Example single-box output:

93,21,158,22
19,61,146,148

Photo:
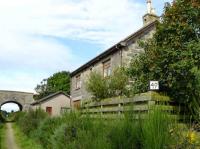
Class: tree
34,71,70,100
128,0,200,118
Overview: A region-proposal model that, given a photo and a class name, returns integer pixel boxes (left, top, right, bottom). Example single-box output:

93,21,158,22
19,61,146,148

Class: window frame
75,74,81,90
103,59,111,78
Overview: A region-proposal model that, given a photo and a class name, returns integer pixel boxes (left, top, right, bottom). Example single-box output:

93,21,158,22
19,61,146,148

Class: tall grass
142,107,173,149
15,107,199,149
0,123,6,149
16,108,47,136
13,123,43,149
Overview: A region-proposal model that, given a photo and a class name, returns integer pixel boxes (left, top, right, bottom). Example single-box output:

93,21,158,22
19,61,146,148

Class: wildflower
187,131,196,144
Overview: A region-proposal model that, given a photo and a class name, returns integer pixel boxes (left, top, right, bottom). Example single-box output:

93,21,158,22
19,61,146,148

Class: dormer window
103,59,111,77
76,75,81,89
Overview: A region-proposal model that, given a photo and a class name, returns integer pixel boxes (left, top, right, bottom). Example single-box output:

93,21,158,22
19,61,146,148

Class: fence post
101,105,103,116
118,103,121,115
148,92,155,113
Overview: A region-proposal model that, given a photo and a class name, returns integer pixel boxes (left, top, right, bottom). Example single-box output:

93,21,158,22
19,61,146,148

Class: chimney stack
143,0,159,26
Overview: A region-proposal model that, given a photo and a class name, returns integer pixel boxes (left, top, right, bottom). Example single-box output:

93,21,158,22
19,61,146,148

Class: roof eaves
70,21,157,77
31,91,70,105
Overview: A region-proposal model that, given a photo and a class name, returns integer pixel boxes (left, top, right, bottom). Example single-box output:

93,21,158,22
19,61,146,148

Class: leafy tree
128,0,200,118
34,71,70,100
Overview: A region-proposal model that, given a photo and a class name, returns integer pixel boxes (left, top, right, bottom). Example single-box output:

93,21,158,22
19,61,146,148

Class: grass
15,108,200,149
0,124,7,149
12,123,43,149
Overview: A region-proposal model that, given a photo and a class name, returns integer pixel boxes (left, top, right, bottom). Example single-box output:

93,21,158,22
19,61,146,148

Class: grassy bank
12,123,43,149
0,123,7,149
14,108,200,149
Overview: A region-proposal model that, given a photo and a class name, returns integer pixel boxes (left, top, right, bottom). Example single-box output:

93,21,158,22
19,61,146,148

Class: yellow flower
187,131,196,144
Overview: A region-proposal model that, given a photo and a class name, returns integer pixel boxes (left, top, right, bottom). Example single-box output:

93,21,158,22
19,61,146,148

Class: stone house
70,0,159,107
31,92,71,116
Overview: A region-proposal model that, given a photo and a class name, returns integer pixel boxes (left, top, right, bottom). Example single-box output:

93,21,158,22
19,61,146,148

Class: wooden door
73,100,81,109
46,107,52,115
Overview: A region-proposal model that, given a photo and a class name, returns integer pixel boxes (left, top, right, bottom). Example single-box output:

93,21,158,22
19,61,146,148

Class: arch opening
0,101,23,122
0,101,23,112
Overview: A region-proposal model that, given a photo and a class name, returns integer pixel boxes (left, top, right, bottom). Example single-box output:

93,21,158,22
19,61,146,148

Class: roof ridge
70,21,157,77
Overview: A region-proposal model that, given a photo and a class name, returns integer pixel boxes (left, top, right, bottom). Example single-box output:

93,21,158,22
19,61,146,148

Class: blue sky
0,0,172,94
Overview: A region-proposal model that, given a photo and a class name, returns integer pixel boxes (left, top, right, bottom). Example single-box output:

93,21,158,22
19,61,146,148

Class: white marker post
149,81,159,90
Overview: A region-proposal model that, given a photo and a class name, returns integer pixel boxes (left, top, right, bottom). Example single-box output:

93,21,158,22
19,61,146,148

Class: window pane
103,60,111,77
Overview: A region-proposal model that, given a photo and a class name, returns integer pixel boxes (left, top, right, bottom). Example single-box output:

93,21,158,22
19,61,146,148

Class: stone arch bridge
0,90,34,111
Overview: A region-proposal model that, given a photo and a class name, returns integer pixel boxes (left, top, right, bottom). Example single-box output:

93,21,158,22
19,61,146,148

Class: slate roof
31,91,70,105
70,21,157,77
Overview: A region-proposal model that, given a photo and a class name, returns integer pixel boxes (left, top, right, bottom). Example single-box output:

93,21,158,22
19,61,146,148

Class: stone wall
0,90,34,111
71,50,122,101
71,23,156,101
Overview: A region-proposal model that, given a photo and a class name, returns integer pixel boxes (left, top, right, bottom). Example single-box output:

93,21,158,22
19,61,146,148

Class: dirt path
5,123,19,149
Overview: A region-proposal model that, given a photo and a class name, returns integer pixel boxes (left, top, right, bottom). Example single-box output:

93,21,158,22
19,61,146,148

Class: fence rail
81,91,184,119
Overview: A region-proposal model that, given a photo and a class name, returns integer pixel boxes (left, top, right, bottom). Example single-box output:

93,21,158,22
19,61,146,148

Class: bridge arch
0,90,34,111
1,100,23,111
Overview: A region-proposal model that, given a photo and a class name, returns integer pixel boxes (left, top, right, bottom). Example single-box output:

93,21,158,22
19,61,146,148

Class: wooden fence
81,91,186,119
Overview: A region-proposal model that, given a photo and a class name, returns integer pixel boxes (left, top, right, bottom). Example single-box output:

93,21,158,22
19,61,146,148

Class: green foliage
142,107,172,149
108,118,142,149
16,109,48,136
109,68,129,96
128,0,200,118
34,116,66,149
13,124,43,149
34,71,70,100
15,108,200,148
86,71,109,100
51,113,110,149
0,111,5,123
0,124,6,149
86,67,129,100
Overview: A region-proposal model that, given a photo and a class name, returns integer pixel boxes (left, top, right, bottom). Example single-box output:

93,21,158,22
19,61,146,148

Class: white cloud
0,0,164,92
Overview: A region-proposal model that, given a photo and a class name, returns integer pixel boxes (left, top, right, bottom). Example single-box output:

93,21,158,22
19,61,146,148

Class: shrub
86,71,109,100
34,116,66,149
86,67,129,100
51,113,110,149
109,68,129,97
0,111,5,123
16,108,47,136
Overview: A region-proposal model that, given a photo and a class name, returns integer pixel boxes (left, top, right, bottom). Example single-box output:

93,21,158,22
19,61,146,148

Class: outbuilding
31,92,71,116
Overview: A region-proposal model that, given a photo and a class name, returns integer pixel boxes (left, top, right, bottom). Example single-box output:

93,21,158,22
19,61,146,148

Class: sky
0,0,173,97
1,103,20,112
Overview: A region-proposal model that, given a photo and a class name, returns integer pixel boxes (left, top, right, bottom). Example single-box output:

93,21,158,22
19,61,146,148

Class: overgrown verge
12,123,43,149
15,107,200,149
0,123,6,149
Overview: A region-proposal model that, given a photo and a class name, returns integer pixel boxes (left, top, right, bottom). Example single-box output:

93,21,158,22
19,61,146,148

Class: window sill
75,88,81,91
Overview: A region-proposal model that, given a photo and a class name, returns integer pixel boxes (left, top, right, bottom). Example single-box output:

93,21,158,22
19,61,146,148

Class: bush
109,68,129,97
15,107,200,148
0,111,5,123
86,67,129,100
51,113,110,149
16,109,47,136
34,116,66,149
86,71,109,100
